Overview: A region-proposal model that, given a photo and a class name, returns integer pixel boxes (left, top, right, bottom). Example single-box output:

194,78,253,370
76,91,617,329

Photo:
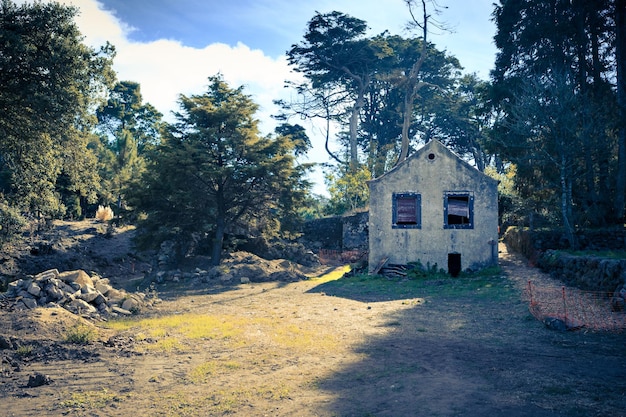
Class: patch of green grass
311,265,352,283
270,323,338,351
15,345,33,356
145,337,184,352
64,324,96,344
105,311,337,354
187,360,241,383
59,388,122,409
309,268,512,303
559,249,626,259
104,314,246,341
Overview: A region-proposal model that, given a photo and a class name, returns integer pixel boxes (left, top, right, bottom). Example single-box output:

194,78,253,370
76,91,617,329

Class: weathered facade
368,140,499,275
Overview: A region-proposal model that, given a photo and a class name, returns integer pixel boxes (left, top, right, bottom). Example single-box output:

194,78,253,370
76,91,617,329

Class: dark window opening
444,192,473,229
393,193,421,229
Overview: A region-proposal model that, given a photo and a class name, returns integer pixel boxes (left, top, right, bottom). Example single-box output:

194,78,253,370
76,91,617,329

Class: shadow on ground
313,276,626,416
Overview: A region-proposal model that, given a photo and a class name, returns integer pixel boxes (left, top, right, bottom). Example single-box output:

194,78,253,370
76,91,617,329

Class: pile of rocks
1,269,158,318
150,251,311,286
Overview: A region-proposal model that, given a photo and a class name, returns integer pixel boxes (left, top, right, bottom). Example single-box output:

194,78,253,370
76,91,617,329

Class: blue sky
97,0,497,70
25,0,499,195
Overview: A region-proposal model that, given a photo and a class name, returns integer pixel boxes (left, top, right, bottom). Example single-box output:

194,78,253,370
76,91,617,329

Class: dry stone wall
503,227,626,301
537,250,626,293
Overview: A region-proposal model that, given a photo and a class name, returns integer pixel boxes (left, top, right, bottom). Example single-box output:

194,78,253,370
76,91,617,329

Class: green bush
0,200,26,247
64,324,96,344
406,260,447,279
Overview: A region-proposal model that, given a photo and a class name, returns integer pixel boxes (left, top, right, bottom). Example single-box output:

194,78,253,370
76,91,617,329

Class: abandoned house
368,139,499,276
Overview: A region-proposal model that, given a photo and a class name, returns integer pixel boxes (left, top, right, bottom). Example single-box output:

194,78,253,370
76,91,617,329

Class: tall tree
96,81,162,218
506,71,583,245
0,0,114,220
287,11,382,168
432,74,493,171
491,0,619,228
395,0,431,164
135,75,311,265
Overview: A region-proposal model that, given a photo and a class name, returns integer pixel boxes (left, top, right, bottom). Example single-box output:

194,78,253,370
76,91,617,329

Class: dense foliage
490,0,625,241
95,81,163,221
2,0,625,258
283,6,490,214
132,76,312,264
0,0,114,222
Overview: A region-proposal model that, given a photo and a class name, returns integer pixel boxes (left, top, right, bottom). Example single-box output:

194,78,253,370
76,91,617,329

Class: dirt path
1,244,625,417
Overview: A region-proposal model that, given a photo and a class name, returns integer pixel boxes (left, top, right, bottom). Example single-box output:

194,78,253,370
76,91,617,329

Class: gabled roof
368,139,498,185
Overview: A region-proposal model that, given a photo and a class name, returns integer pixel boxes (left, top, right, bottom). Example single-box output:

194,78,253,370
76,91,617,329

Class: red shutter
448,197,469,217
397,196,417,223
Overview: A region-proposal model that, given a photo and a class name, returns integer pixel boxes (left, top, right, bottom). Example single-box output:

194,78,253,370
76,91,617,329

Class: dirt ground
1,222,625,417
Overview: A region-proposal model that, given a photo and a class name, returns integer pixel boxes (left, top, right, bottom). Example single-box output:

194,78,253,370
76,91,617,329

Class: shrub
406,260,447,279
0,200,26,247
95,205,114,222
65,324,96,344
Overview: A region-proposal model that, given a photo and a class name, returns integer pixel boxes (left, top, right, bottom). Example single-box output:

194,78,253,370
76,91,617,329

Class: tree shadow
311,281,626,416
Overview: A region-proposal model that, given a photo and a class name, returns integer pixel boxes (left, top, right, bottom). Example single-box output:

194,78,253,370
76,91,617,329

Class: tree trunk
398,92,414,163
614,0,626,221
560,153,576,248
211,191,226,266
211,217,225,267
396,0,429,165
348,84,366,168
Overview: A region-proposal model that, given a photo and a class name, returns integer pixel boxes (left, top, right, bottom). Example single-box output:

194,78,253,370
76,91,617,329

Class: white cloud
18,0,328,193
111,39,298,128
19,0,298,130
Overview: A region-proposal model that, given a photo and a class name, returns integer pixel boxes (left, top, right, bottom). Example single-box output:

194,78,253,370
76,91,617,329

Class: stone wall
537,250,626,293
342,211,369,251
300,217,343,250
300,212,369,251
503,227,626,255
503,227,626,293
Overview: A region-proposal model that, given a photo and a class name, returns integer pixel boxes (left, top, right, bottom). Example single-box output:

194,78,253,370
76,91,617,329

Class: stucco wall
368,140,499,273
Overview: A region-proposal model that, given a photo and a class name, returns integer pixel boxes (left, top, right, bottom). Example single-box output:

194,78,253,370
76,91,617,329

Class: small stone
27,373,53,387
18,279,32,290
0,335,11,350
92,293,107,306
27,282,41,297
34,269,59,282
45,285,65,301
67,299,97,314
20,297,38,309
111,306,132,316
95,281,112,296
543,317,567,332
79,286,99,303
58,270,94,289
121,297,140,312
240,277,251,284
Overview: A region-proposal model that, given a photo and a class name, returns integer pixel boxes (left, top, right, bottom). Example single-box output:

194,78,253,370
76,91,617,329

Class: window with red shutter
444,192,473,229
392,193,421,229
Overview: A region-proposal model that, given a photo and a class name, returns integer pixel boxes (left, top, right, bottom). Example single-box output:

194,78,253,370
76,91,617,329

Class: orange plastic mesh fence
525,281,626,332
